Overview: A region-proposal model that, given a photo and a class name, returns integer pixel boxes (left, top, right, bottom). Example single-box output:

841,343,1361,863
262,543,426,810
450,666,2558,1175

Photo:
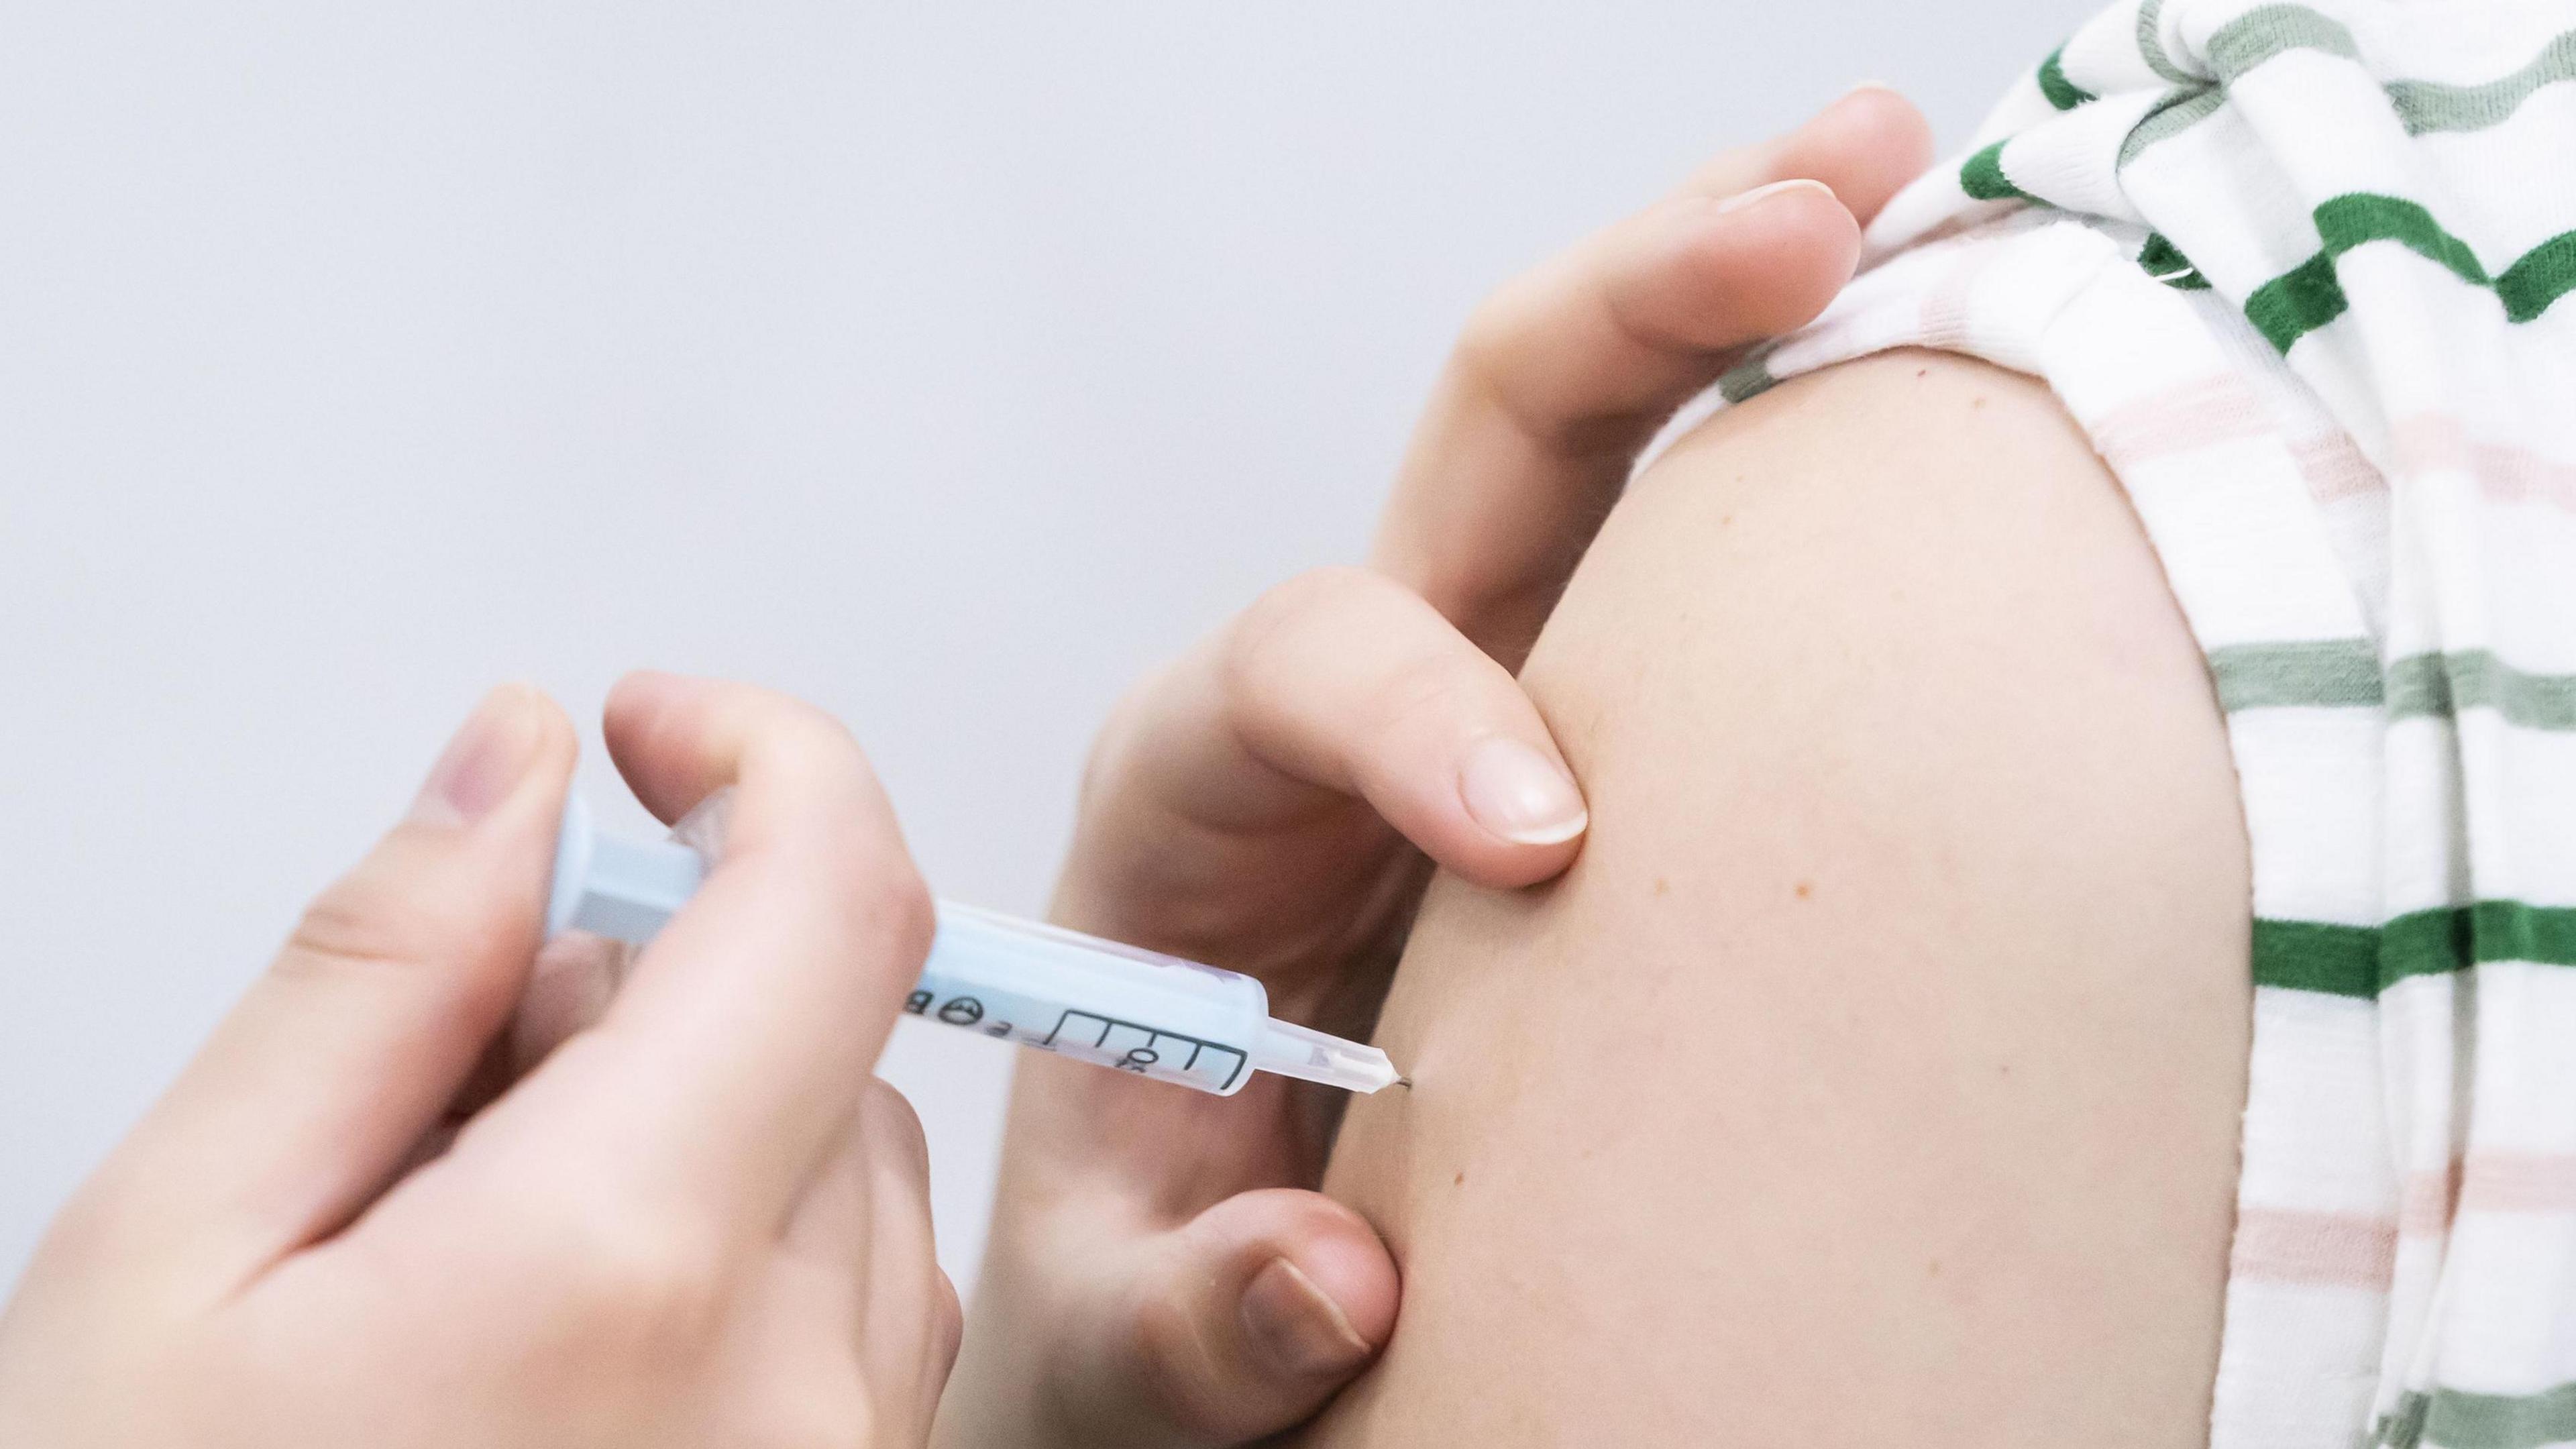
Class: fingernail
1715,176,1835,217
1840,79,1901,101
1458,735,1588,846
410,685,544,828
1240,1258,1373,1379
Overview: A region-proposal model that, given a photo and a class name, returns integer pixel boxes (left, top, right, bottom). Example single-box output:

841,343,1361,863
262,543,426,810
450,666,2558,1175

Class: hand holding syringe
549,795,1403,1096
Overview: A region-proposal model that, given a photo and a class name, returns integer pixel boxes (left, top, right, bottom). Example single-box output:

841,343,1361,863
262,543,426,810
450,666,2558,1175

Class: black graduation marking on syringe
1040,1008,1248,1091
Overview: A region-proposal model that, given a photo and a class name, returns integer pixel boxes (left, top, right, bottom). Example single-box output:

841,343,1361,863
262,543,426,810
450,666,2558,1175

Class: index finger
1371,85,1933,665
471,672,934,1227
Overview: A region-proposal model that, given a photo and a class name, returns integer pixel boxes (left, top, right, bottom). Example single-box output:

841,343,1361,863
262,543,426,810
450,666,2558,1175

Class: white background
0,1,2074,1294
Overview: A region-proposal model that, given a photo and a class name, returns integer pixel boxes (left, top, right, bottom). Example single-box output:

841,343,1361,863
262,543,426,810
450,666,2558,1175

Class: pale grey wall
0,0,2079,1295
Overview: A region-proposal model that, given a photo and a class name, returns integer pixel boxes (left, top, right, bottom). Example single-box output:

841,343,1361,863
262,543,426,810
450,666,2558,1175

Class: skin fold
1295,351,2253,1446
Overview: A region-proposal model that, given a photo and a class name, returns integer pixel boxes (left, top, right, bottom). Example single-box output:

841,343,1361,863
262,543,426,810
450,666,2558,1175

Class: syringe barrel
546,799,1276,1096
910,906,1273,1095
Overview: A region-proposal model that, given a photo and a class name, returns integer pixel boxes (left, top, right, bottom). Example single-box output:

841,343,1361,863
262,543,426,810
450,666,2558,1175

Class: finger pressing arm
1064,564,1591,958
1373,84,1935,663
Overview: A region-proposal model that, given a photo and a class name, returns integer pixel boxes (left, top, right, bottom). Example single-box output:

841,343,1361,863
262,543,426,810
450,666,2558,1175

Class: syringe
545,797,1402,1097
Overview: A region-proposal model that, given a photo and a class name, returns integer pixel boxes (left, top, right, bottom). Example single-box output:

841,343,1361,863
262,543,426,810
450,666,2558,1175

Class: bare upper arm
1298,349,2250,1446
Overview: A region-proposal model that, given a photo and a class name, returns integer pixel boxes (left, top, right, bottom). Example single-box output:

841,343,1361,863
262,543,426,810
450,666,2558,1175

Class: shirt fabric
1673,4,2576,1444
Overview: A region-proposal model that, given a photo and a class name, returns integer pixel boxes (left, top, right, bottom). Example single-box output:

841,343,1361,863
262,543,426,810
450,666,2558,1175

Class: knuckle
934,1271,966,1374
274,855,523,1018
1451,273,1546,387
771,694,865,758
1358,643,1474,745
30,1177,142,1288
1451,253,1658,463
276,867,449,987
1224,568,1385,691
774,718,880,812
1242,566,1371,638
730,687,877,802
1070,669,1167,810
539,1211,729,1351
731,1393,875,1449
1122,1287,1234,1440
847,859,935,971
863,1078,932,1178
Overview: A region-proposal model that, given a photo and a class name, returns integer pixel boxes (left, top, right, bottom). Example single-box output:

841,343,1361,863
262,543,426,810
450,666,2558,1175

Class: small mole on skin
1928,1259,1943,1277
1915,366,1929,378
1794,880,1813,900
1454,1171,1466,1187
1654,877,1670,896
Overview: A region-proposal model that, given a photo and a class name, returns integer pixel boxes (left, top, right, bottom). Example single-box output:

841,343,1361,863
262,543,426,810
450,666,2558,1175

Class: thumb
70,685,574,1299
1070,1189,1398,1446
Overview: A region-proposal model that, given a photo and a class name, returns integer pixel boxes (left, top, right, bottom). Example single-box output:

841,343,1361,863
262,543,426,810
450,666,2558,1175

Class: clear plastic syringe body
545,796,1399,1097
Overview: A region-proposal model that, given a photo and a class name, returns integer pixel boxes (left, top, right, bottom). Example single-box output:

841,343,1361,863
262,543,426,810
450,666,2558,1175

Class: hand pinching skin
936,84,1933,1449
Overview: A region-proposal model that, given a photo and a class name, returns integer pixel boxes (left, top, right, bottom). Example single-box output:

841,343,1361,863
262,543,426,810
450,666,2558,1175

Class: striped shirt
1670,3,2576,1444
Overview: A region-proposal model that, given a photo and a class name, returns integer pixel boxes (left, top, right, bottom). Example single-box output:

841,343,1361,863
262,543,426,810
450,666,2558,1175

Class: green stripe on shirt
2377,1381,2576,1449
2037,46,2095,109
2138,232,2211,288
2209,644,2576,729
2209,639,2383,710
2117,20,2576,168
2195,2,2576,138
2245,198,2467,354
2133,0,2197,85
2252,918,2381,996
2119,88,2230,169
2255,903,2576,998
2385,902,2576,988
2497,230,2576,323
2385,30,2576,135
2314,195,2490,286
1960,141,2033,202
2204,3,2357,85
2245,196,2576,350
1715,352,1779,405
2246,252,2352,353
2387,651,2576,729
